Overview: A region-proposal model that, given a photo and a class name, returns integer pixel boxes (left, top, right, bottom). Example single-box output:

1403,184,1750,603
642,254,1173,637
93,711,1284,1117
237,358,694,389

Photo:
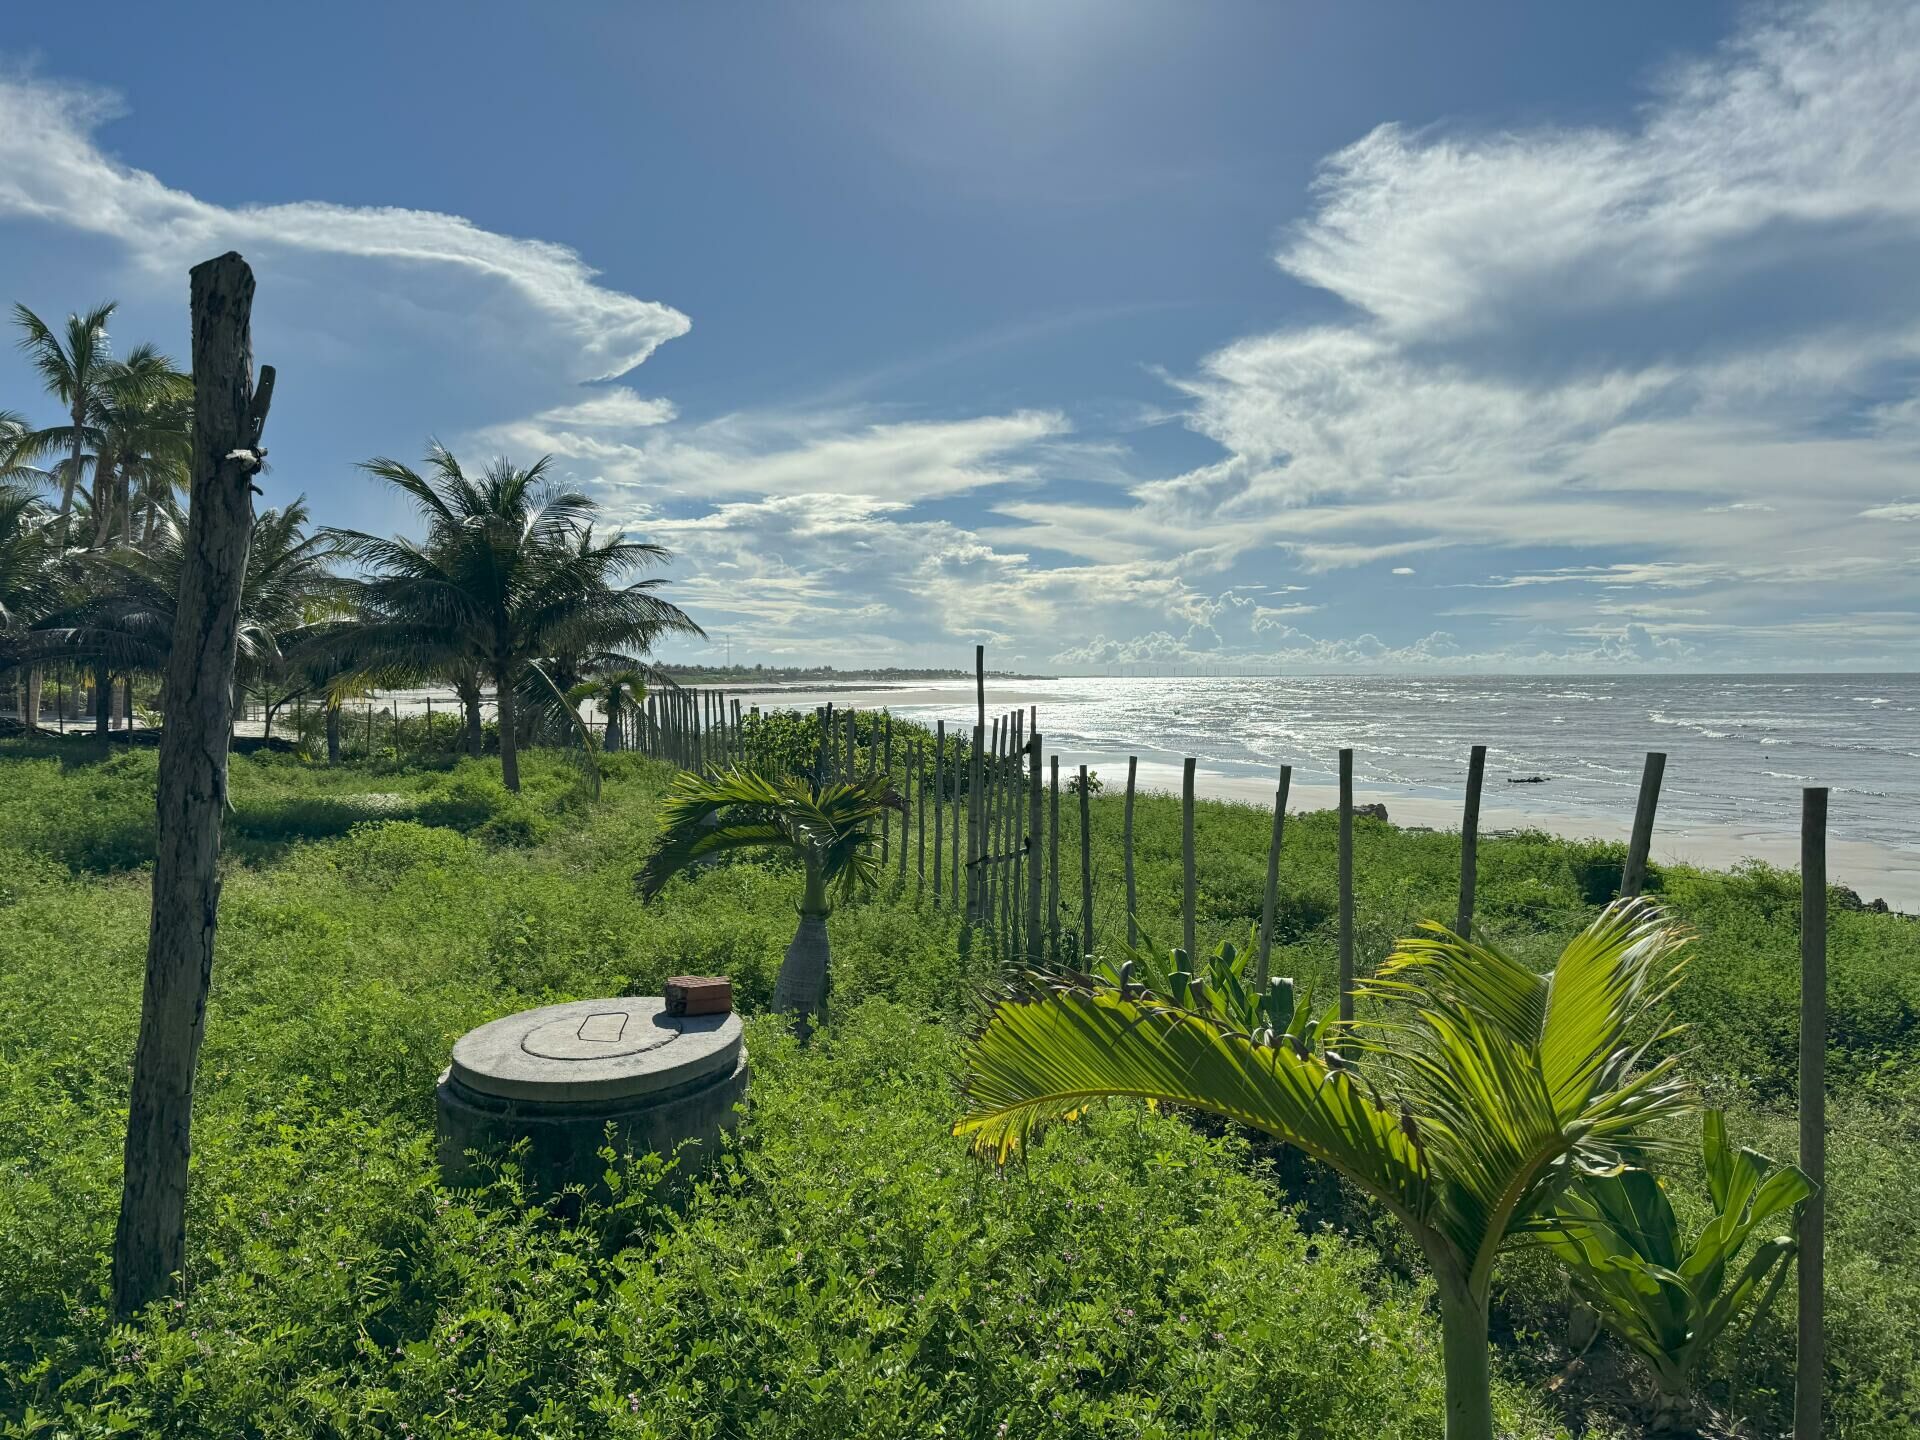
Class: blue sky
4,0,1918,672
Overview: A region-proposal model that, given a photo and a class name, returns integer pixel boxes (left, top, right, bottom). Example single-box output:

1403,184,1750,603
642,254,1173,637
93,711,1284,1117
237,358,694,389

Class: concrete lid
449,997,743,1103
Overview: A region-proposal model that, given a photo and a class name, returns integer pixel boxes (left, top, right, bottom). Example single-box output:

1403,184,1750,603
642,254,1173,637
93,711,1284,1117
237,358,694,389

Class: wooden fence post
933,721,945,907
1182,757,1197,960
1796,786,1828,1440
1049,756,1061,962
881,713,894,865
968,725,984,923
1621,751,1667,898
1257,765,1292,987
1123,756,1138,948
112,252,272,1317
1458,744,1486,940
951,731,962,907
1079,764,1094,962
1027,732,1043,960
1339,747,1354,1026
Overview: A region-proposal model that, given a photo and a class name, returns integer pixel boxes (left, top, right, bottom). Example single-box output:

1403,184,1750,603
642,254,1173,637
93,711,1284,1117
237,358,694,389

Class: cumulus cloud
0,69,689,381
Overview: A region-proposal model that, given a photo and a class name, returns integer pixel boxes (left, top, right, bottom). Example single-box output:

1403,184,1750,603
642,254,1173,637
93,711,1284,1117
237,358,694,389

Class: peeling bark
111,253,270,1318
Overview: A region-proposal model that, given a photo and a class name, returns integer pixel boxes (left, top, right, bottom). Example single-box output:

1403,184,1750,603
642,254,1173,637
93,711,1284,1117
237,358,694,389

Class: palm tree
327,448,700,792
567,667,648,751
637,767,897,1027
28,499,335,734
0,483,59,724
85,345,191,551
954,900,1694,1440
11,302,117,544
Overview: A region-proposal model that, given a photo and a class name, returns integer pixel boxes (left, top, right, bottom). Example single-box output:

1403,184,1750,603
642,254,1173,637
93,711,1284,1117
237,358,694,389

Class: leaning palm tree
326,448,701,791
12,302,117,544
637,767,897,1027
955,899,1694,1440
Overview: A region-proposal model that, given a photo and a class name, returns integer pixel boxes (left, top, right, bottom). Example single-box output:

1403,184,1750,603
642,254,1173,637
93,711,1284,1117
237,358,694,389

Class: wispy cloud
0,69,689,381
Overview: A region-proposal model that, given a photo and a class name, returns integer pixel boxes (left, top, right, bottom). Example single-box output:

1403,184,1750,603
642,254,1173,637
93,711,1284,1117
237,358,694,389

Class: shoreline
1126,759,1920,915
735,686,1920,912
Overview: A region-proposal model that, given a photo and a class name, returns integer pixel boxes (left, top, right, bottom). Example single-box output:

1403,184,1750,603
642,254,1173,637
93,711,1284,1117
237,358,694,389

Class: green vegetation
1542,1110,1811,1434
958,904,1696,1440
0,736,1915,1436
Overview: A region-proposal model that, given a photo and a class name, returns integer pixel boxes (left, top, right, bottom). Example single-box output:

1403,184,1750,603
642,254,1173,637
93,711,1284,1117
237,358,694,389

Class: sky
3,0,1918,674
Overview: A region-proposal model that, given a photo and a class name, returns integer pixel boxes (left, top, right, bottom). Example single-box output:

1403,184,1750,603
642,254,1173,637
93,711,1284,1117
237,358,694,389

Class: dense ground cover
0,736,1912,1437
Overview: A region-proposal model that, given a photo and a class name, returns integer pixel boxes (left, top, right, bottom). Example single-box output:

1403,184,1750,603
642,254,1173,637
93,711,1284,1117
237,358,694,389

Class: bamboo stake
1078,764,1094,962
1026,731,1043,960
1123,756,1139,949
1339,747,1354,1026
917,739,927,893
1621,751,1667,898
1796,786,1828,1440
984,717,1000,930
1257,766,1292,987
1182,757,1197,960
1457,744,1487,940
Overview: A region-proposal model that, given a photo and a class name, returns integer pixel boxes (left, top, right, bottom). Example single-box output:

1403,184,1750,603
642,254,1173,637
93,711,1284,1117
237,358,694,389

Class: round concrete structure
437,997,748,1191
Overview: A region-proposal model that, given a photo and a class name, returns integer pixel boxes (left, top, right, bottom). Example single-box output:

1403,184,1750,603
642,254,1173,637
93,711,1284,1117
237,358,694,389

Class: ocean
772,673,1920,857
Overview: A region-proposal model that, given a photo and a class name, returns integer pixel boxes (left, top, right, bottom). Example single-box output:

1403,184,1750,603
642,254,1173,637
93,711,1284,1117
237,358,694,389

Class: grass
0,734,1913,1437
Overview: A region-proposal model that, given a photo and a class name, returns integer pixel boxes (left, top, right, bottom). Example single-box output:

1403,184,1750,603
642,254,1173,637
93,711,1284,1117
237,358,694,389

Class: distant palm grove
0,300,701,788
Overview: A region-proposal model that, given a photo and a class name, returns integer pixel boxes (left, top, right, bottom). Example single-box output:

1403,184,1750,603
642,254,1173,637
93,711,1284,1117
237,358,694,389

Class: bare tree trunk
496,667,521,792
112,252,272,1318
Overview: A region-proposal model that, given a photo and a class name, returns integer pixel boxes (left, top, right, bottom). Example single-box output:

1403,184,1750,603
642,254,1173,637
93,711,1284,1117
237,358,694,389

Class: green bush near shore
0,737,1913,1436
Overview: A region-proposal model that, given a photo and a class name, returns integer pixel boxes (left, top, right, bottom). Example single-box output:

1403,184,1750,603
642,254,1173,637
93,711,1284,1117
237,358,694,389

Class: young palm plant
567,667,648,751
955,898,1694,1440
1540,1109,1810,1435
637,766,897,1028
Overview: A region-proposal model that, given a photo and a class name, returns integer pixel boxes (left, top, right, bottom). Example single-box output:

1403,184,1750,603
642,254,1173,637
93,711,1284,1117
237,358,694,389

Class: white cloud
0,69,689,381
534,389,679,429
1391,566,1415,575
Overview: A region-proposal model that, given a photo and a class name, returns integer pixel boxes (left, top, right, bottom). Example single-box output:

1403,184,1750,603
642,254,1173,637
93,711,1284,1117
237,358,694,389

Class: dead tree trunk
111,252,273,1318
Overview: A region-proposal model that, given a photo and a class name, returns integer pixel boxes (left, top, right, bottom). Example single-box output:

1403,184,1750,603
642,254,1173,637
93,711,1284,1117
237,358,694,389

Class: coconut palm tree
567,667,648,751
85,345,191,551
637,767,898,1027
27,499,335,734
326,448,700,792
954,899,1695,1440
11,302,116,544
0,483,60,723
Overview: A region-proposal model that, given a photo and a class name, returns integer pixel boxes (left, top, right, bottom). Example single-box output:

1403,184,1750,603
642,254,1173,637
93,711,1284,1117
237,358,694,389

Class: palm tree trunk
458,677,483,757
604,698,621,752
90,453,117,550
773,910,831,1030
24,667,42,733
1435,1275,1495,1440
325,702,341,765
773,865,832,1033
495,669,521,792
94,661,111,737
58,405,84,545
